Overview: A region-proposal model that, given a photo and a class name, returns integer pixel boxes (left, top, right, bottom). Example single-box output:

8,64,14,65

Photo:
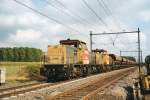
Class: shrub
25,65,46,81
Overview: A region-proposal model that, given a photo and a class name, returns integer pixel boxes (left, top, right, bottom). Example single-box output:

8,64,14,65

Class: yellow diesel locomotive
40,39,136,81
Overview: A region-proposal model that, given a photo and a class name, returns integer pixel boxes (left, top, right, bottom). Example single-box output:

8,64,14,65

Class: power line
82,0,115,44
101,0,118,22
97,0,119,45
101,0,116,18
100,0,123,44
96,0,121,30
55,0,120,45
101,0,122,28
48,0,98,37
44,0,95,30
53,0,98,31
82,0,109,29
13,0,81,33
54,0,65,7
97,0,111,17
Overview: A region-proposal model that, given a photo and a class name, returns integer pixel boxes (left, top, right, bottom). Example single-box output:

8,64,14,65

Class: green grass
0,62,44,82
0,62,42,66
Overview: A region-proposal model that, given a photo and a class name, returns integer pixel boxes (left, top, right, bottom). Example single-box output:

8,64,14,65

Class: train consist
40,39,136,81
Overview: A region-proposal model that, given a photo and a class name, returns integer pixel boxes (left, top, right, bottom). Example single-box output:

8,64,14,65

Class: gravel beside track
1,67,137,100
93,68,139,100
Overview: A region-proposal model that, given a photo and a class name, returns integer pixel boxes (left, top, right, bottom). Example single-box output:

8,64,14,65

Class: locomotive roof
92,49,107,53
109,54,115,56
60,39,86,45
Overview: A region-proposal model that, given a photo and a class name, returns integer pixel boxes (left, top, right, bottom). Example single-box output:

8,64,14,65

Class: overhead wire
52,0,98,31
13,0,82,34
82,0,109,29
96,0,121,30
100,0,122,44
43,0,97,31
55,0,122,46
44,0,84,25
81,0,116,46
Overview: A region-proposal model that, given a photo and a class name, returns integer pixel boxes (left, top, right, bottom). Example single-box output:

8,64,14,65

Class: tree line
122,56,136,62
0,47,43,62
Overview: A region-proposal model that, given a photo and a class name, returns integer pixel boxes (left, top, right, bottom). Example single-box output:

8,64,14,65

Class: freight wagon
40,39,136,81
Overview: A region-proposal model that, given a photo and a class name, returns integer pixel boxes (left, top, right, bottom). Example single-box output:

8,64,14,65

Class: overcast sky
0,0,150,59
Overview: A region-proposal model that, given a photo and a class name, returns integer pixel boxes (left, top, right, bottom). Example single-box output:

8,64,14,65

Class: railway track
0,82,53,98
46,67,135,100
0,83,41,92
0,77,79,99
0,67,135,99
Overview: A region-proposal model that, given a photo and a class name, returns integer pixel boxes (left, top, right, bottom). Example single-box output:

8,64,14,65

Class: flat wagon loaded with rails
40,39,136,81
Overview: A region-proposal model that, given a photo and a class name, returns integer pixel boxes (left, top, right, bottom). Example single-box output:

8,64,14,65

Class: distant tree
25,47,32,61
17,47,25,61
13,47,19,61
34,49,42,61
0,48,3,61
6,48,14,61
0,47,43,62
145,55,150,65
122,56,136,62
2,48,7,61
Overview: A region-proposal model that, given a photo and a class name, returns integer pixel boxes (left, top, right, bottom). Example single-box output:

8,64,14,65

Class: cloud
140,11,150,22
9,29,42,42
0,15,16,27
0,0,149,57
0,0,33,15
